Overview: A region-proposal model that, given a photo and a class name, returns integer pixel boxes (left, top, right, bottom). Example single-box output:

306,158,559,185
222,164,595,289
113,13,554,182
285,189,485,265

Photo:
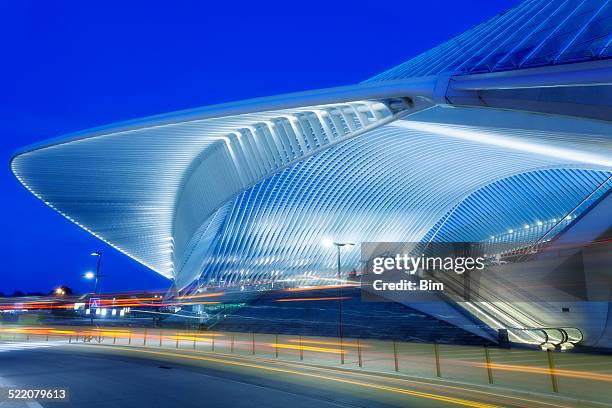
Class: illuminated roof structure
10,0,612,345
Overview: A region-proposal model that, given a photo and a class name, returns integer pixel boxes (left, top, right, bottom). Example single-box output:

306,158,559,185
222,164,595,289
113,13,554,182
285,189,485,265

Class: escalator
421,177,612,350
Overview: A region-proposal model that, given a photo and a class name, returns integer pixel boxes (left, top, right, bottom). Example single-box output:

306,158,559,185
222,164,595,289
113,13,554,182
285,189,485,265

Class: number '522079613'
6,388,68,401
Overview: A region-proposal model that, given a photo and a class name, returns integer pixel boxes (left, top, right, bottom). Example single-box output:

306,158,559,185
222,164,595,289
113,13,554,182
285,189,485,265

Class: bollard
484,345,493,384
434,343,441,377
357,338,363,368
546,349,559,393
113,335,117,345
159,330,163,347
252,333,255,355
144,328,148,346
340,336,345,365
46,334,49,342
231,334,235,353
393,340,399,372
69,335,72,344
275,335,279,358
176,333,179,348
212,336,215,352
299,336,303,361
129,333,132,345
193,336,196,350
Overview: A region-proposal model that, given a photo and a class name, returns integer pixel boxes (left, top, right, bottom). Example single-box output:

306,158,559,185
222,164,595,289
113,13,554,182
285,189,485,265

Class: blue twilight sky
0,0,518,295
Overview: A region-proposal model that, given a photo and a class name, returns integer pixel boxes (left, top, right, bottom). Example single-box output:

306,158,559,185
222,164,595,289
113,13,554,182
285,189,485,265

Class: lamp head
321,238,334,248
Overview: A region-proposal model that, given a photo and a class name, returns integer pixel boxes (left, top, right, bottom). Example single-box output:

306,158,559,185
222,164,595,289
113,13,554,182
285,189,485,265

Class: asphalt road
0,341,584,408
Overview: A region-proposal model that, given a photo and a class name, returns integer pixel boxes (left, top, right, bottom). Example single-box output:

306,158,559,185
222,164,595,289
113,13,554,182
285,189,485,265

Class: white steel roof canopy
10,39,612,287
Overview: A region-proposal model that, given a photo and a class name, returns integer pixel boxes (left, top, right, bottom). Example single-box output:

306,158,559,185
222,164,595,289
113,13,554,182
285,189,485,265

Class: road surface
0,341,595,408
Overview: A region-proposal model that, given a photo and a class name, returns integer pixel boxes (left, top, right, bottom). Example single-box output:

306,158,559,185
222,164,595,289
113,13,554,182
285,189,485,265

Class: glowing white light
322,237,334,247
84,271,95,279
395,121,612,168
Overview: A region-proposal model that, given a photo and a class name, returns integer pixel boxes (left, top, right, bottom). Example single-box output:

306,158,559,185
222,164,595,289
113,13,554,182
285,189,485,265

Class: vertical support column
128,333,132,345
357,338,363,368
275,335,279,358
159,330,163,347
547,349,559,393
175,333,179,349
393,340,399,372
299,336,304,361
484,345,494,384
434,343,441,377
143,328,147,346
212,335,215,352
113,335,116,345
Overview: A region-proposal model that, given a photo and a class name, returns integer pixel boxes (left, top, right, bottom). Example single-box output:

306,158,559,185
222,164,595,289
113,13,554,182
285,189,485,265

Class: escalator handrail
505,326,583,346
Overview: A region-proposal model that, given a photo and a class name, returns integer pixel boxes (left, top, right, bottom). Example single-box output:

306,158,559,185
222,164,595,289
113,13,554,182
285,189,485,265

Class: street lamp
322,239,354,364
90,252,102,295
85,251,104,325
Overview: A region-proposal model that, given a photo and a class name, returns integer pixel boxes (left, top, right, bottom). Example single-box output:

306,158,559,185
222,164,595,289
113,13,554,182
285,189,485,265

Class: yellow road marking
86,344,499,408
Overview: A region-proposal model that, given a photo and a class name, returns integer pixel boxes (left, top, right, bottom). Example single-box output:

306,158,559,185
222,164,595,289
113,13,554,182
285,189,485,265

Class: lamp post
91,252,102,295
323,239,354,363
86,251,103,325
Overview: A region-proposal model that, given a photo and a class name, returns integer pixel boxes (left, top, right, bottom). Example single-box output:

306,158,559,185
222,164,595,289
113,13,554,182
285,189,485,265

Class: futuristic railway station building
10,0,612,349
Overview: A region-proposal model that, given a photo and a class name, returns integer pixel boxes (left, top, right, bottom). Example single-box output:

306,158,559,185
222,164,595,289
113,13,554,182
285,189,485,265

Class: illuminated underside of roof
10,99,397,280
184,115,611,288
11,101,612,288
